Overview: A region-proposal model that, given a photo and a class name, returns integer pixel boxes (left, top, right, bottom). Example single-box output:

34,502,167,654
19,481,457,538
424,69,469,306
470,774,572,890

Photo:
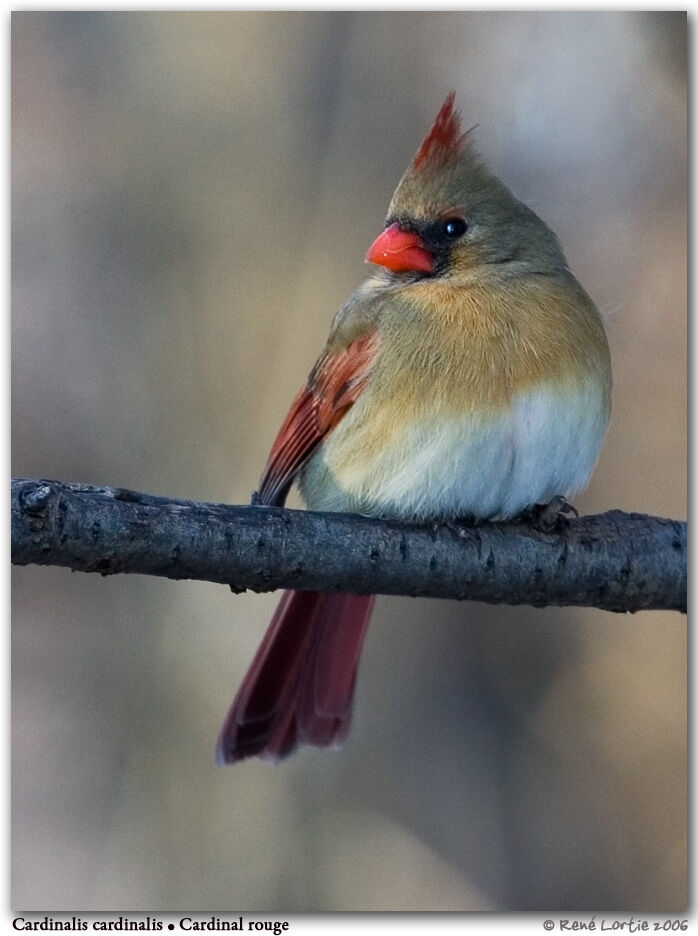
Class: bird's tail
216,590,375,764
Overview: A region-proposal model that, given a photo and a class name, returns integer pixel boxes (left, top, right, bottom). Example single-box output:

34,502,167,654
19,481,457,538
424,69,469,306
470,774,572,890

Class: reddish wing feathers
223,332,380,763
256,385,318,507
257,330,379,506
223,330,379,764
412,90,467,171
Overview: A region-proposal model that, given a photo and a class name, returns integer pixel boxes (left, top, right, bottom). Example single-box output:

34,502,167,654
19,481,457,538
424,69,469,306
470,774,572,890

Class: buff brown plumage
217,93,611,764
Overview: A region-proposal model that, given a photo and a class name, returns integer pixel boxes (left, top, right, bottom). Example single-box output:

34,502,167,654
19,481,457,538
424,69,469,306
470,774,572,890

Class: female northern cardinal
216,93,612,765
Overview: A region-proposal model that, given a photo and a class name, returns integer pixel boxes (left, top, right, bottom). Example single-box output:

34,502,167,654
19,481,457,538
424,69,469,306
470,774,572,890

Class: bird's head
366,92,566,282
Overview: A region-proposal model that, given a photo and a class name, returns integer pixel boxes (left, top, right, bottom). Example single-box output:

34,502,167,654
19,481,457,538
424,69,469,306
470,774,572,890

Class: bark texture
11,478,686,613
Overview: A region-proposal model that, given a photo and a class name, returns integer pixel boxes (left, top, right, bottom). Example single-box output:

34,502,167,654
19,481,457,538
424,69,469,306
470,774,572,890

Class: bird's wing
256,330,380,507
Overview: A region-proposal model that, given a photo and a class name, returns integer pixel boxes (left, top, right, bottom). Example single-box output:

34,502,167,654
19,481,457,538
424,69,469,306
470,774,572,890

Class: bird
216,92,612,765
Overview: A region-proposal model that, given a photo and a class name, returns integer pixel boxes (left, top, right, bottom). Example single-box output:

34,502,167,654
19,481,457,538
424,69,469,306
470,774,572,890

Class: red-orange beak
365,223,434,274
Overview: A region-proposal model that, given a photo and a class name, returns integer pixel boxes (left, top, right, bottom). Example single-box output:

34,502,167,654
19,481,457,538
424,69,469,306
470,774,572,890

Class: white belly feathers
299,377,609,522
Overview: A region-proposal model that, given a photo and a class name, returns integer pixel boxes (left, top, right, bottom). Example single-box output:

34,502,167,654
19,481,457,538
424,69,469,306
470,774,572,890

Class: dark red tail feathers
216,590,375,764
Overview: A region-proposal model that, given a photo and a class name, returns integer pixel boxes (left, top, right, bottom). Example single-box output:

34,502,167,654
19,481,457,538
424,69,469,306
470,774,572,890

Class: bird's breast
300,273,611,521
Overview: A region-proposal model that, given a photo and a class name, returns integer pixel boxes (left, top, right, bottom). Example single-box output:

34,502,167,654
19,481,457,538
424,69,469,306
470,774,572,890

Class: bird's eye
443,217,467,238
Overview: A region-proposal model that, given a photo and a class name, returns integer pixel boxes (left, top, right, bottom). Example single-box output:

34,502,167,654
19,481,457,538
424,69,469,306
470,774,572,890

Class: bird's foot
443,514,481,537
523,495,578,532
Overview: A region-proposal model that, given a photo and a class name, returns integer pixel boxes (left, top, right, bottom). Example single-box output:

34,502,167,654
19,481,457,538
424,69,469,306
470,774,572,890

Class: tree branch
11,478,686,613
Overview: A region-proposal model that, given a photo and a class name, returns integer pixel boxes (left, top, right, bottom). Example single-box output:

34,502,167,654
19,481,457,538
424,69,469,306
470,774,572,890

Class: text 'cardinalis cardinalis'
216,92,612,765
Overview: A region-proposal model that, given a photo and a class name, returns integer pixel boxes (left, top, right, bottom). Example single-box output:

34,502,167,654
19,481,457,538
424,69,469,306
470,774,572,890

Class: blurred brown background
12,12,686,911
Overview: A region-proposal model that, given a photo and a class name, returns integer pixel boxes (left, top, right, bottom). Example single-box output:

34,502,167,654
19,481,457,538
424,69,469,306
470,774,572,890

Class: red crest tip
412,91,467,170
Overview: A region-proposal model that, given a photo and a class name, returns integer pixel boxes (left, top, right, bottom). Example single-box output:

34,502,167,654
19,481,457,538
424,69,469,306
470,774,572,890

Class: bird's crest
412,91,471,171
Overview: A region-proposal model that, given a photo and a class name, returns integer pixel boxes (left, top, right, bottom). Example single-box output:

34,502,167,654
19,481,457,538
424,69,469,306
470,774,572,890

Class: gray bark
11,478,686,613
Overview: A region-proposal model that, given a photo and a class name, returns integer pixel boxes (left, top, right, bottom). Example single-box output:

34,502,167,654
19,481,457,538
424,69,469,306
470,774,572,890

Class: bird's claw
443,514,480,537
525,495,578,532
